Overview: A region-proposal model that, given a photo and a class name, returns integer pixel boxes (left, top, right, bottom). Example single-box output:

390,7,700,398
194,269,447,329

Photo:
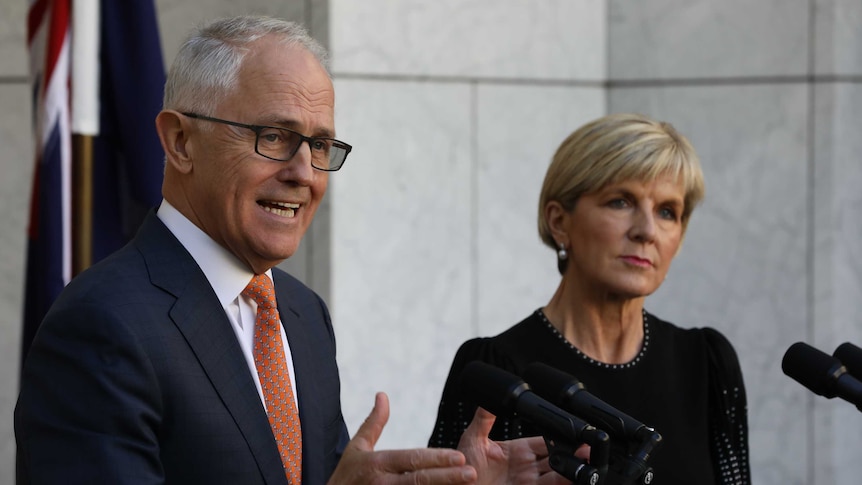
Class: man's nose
278,140,315,184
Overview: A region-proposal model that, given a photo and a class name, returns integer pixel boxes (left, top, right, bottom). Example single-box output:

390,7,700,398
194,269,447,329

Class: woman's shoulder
494,309,547,340
646,311,744,382
446,310,552,373
647,312,737,351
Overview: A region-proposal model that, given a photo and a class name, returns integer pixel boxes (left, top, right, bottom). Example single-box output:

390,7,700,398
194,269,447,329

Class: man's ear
545,200,570,247
155,110,193,174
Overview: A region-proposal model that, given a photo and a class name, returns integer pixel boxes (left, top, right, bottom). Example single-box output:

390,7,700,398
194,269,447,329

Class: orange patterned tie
243,274,302,484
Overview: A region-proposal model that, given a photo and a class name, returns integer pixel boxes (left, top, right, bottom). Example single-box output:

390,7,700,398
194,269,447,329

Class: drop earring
557,243,568,261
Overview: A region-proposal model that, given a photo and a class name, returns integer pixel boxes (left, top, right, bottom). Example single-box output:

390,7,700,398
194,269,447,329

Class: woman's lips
621,255,652,267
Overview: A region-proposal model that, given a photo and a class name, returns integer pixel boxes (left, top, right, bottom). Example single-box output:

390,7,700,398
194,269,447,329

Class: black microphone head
459,361,529,418
523,361,585,405
834,342,862,378
782,342,845,398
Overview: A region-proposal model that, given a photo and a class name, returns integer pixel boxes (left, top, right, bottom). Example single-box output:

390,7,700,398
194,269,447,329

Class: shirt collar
157,199,268,306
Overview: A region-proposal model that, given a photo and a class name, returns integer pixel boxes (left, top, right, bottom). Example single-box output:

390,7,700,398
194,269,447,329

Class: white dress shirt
157,200,299,409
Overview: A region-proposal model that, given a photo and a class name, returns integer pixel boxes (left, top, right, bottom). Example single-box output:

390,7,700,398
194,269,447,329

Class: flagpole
71,0,100,276
71,135,94,274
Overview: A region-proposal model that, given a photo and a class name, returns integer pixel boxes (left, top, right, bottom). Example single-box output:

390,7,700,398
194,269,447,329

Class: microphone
523,362,661,485
834,342,862,379
782,342,862,411
524,362,658,442
459,361,609,485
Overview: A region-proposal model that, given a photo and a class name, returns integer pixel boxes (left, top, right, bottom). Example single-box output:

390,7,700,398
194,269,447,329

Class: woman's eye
659,207,678,220
608,198,629,209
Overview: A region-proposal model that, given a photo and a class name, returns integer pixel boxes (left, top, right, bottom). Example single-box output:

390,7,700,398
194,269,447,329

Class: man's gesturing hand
328,393,477,484
457,407,575,485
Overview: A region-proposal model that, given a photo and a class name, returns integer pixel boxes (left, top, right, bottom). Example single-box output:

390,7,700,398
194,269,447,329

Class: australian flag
23,0,165,361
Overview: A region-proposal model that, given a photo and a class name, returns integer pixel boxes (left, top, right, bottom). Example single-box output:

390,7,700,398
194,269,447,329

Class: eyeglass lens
256,127,347,170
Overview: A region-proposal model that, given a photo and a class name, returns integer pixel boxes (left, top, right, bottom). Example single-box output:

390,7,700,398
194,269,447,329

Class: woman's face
556,174,686,300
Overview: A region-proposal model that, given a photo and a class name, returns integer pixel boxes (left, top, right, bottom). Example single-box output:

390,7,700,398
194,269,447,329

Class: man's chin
243,245,301,273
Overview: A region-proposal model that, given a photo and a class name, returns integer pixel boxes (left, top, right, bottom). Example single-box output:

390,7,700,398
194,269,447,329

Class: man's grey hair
163,15,329,116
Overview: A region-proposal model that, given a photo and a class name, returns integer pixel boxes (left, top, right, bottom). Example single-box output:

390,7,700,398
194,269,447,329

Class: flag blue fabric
24,0,73,365
91,0,165,260
23,0,165,361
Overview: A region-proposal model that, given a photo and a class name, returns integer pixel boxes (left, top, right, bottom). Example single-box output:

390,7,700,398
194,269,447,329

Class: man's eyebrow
312,127,336,138
257,117,336,138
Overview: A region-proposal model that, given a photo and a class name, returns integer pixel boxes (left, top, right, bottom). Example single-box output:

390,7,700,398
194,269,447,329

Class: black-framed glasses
182,112,352,172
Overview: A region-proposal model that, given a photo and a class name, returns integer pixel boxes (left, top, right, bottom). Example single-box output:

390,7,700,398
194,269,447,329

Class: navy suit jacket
15,211,350,484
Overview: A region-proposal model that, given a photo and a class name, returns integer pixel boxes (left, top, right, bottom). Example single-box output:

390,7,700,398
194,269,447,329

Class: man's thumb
350,392,390,451
457,406,496,451
466,407,496,438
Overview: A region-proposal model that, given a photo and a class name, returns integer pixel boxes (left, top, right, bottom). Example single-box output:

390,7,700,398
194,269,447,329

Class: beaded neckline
536,308,650,370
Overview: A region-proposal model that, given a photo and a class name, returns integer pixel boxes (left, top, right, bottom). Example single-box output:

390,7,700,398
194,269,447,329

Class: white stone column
608,0,862,483
328,0,607,449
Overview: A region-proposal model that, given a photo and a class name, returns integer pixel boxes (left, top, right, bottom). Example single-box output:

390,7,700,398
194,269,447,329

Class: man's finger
514,435,550,457
538,468,573,485
574,443,591,461
374,448,467,474
388,465,477,485
517,436,589,461
349,392,390,451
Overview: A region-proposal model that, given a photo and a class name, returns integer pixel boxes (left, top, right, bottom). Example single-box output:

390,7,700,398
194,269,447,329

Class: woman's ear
155,110,193,174
545,200,570,247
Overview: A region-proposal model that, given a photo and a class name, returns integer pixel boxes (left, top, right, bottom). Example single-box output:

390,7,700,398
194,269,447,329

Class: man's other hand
328,392,477,484
457,407,578,485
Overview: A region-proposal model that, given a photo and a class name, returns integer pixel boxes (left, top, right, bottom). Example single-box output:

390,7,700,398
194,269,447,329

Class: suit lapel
135,213,287,485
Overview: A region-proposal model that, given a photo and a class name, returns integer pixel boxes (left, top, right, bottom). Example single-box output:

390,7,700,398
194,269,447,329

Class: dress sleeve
427,338,502,449
702,327,751,485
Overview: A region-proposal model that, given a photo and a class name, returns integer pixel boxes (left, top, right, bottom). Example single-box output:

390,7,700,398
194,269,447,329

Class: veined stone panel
475,84,605,336
331,78,474,448
0,2,27,77
814,0,862,76
811,83,862,484
609,84,809,484
609,0,809,79
0,83,33,485
330,0,606,81
0,0,30,77
155,0,310,64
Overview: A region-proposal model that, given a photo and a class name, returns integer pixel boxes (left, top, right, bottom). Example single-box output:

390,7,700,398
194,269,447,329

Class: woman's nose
629,208,657,242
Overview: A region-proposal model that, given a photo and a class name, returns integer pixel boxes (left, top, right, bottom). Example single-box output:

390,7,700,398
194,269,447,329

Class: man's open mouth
260,201,299,218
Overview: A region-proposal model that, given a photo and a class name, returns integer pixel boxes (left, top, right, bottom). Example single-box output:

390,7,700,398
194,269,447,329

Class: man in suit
15,15,566,485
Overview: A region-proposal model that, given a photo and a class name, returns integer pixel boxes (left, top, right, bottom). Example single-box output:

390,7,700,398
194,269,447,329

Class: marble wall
810,0,862,477
1,0,860,483
328,0,607,451
606,1,862,483
0,0,34,480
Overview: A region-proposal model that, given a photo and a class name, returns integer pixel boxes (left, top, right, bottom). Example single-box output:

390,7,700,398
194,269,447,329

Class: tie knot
243,274,276,310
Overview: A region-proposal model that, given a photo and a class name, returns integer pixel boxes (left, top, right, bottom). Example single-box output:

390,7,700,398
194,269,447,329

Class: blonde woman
430,114,750,485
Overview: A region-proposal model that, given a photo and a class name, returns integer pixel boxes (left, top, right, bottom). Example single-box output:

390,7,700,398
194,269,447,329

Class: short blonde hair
538,113,705,249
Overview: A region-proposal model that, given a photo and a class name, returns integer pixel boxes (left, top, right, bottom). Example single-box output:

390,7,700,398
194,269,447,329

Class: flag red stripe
26,0,49,45
43,0,70,95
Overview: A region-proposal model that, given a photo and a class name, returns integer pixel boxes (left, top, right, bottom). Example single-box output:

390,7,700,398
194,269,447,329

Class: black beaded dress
428,309,750,485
